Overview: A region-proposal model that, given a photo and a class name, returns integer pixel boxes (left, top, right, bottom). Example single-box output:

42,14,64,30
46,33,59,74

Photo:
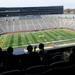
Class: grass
0,29,75,49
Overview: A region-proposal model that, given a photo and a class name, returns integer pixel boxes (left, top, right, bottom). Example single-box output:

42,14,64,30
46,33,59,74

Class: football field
0,29,75,49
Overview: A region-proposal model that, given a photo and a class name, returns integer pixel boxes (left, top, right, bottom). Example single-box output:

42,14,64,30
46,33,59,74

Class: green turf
0,29,75,49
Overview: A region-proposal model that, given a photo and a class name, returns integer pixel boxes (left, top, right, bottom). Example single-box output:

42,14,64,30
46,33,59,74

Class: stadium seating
0,15,75,34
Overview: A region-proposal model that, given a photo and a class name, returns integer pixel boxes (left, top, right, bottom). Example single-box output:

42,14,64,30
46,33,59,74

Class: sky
0,0,75,9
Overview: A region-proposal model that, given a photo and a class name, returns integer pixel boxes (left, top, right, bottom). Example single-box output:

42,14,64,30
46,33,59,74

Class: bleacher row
0,43,75,74
0,15,75,34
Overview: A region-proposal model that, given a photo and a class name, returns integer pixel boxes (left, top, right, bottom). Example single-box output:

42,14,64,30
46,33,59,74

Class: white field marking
55,42,75,47
52,38,75,43
38,35,45,37
3,41,51,49
44,39,47,41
